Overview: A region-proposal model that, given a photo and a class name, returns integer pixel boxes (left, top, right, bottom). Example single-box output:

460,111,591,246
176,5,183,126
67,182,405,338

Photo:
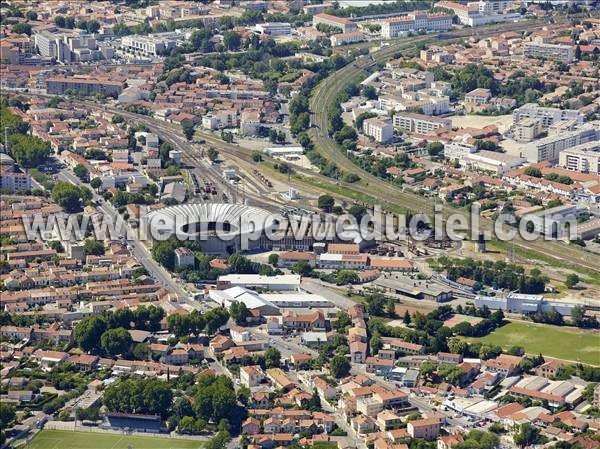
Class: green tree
101,327,132,356
104,378,173,419
8,134,51,168
317,194,335,211
83,239,105,257
74,316,107,352
264,347,281,368
73,164,88,180
513,423,542,448
291,260,313,276
230,301,250,325
330,355,351,378
0,403,16,429
565,273,579,289
132,343,151,360
348,205,367,221
51,182,91,212
90,177,102,191
222,31,241,51
268,254,279,266
207,147,219,162
182,123,195,141
523,166,542,178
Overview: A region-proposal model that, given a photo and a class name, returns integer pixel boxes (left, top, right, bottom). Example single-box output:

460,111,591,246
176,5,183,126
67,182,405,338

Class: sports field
467,321,600,366
26,430,203,449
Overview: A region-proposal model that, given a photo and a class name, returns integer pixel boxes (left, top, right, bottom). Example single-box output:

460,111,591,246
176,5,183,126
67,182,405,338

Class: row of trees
1,102,52,169
73,305,164,354
166,308,230,338
432,256,548,294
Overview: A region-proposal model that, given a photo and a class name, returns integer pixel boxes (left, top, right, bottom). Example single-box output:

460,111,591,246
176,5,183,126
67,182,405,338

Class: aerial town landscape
0,1,599,449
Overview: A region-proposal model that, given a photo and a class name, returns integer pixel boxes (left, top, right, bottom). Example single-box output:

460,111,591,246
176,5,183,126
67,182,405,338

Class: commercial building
217,274,300,291
524,42,575,63
522,124,599,163
363,118,394,143
121,30,188,57
254,23,292,37
513,104,584,128
393,112,452,135
317,253,369,270
46,77,123,97
558,142,600,175
374,277,453,302
380,12,452,38
312,13,357,33
475,293,582,316
459,150,526,176
34,29,108,63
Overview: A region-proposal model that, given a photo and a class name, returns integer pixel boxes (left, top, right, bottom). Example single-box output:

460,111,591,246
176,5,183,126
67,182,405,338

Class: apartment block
558,142,600,175
513,104,584,128
407,418,441,440
393,112,452,135
522,124,599,164
46,77,123,97
524,42,575,63
512,118,543,142
363,118,394,143
380,12,452,38
121,31,187,57
0,166,32,192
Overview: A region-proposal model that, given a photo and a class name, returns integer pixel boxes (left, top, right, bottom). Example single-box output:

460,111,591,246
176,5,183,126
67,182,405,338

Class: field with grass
25,430,203,449
466,321,600,366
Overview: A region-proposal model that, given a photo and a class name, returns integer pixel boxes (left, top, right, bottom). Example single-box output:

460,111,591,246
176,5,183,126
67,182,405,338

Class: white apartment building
513,104,584,128
202,110,238,130
435,0,520,26
512,118,543,142
330,32,366,47
523,42,575,63
254,22,291,37
444,138,477,160
363,118,394,143
522,124,600,163
559,142,600,175
478,0,512,14
393,112,452,135
0,167,32,192
121,31,188,57
380,12,452,38
379,93,450,116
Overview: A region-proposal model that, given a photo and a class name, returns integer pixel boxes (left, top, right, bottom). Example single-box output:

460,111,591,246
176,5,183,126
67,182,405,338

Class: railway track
307,21,600,274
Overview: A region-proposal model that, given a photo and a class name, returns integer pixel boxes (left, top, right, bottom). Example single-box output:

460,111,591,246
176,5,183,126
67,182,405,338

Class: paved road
56,169,192,303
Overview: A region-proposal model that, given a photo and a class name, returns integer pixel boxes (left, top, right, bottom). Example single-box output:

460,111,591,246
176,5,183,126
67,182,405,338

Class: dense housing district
0,1,599,449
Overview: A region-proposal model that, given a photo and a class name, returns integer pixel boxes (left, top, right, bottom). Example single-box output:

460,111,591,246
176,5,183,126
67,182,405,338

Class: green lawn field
467,321,600,366
26,430,203,449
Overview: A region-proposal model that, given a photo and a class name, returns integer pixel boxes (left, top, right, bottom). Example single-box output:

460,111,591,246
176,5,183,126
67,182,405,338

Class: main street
56,168,191,303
